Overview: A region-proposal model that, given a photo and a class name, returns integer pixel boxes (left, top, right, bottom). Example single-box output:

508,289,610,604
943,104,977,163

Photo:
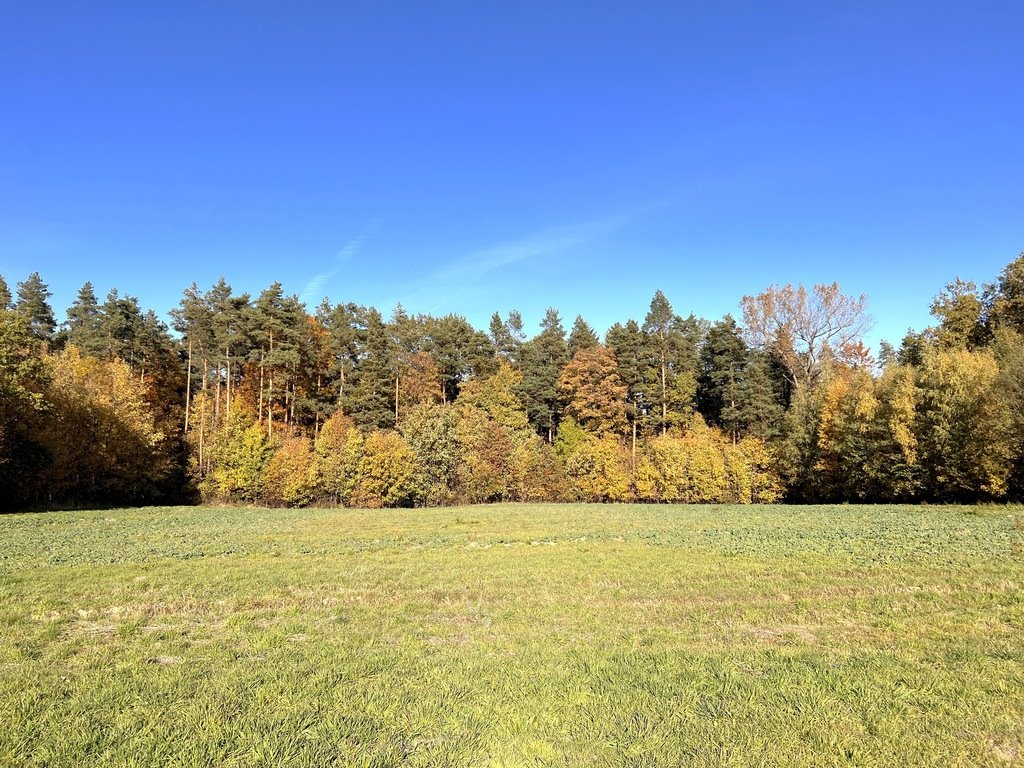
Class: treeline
1,252,1022,511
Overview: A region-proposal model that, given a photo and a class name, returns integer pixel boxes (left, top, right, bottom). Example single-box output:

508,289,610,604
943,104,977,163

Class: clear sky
2,1,1022,349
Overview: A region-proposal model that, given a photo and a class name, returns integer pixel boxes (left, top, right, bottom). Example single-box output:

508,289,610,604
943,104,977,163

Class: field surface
1,503,1022,767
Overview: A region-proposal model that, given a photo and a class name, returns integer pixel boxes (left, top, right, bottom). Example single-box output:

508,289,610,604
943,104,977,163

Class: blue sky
2,1,1022,349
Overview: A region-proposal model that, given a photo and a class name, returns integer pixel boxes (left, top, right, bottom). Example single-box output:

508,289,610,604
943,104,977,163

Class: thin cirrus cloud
395,206,655,314
299,219,382,304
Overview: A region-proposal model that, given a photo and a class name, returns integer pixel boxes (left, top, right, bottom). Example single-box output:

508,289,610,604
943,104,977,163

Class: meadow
1,503,1022,767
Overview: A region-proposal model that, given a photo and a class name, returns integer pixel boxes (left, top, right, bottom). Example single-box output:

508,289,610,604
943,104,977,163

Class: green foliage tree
0,274,11,309
399,402,462,505
642,290,700,435
349,307,396,430
986,251,1024,334
317,300,366,415
567,315,599,358
424,314,496,404
489,310,525,364
63,282,106,356
605,318,650,466
517,308,569,442
15,272,56,342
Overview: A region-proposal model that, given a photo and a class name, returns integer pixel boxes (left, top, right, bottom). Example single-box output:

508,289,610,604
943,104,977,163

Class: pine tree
697,316,747,439
517,308,568,442
318,300,366,416
0,274,11,309
735,352,786,442
424,314,495,404
606,319,650,467
987,251,1024,334
567,315,599,358
489,310,525,364
642,290,700,434
349,307,396,430
208,278,251,422
251,284,304,437
170,283,215,437
15,272,56,341
64,282,107,356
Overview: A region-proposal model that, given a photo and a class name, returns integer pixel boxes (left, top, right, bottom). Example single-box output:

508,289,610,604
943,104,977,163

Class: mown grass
1,503,1022,767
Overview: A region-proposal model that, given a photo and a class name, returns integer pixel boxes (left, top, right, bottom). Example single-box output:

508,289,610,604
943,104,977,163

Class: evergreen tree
64,282,107,356
318,300,366,415
606,319,650,466
425,314,496,404
15,272,56,341
0,274,11,309
735,352,786,442
642,290,700,434
489,310,525,364
986,251,1024,334
251,283,305,436
349,307,396,430
697,316,747,439
517,308,568,442
698,317,784,443
897,329,928,367
171,283,215,437
567,315,599,358
208,278,251,422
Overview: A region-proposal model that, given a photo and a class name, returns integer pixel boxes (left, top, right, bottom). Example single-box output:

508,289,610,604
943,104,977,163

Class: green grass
1,503,1022,767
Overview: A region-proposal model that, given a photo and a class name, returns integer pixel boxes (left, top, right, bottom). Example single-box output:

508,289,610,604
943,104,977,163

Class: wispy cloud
397,208,647,312
300,219,381,303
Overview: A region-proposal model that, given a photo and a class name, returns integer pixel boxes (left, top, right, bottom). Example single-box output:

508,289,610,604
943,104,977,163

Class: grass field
1,503,1022,767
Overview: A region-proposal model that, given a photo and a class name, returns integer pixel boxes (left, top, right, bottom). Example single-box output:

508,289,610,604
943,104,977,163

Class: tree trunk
198,396,206,473
267,332,274,438
184,338,193,435
226,353,232,419
631,416,637,472
268,370,274,439
661,352,667,436
258,352,265,426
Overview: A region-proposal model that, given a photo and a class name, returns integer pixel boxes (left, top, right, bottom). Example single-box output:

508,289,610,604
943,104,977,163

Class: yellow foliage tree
916,348,1013,499
351,431,417,508
564,434,632,502
43,346,171,504
263,435,316,507
313,411,363,505
557,346,628,436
